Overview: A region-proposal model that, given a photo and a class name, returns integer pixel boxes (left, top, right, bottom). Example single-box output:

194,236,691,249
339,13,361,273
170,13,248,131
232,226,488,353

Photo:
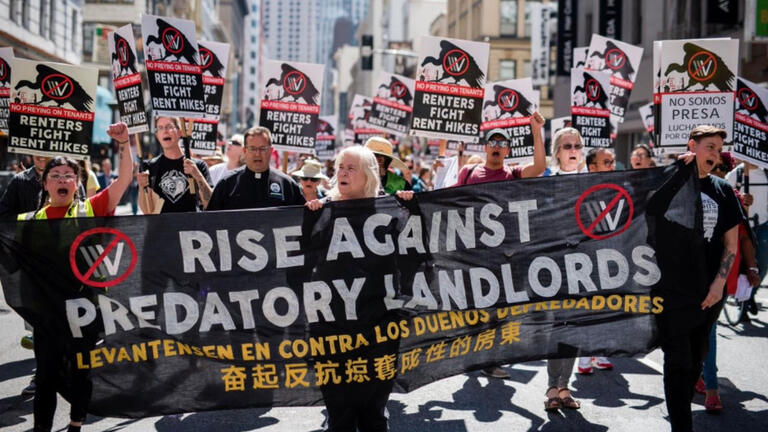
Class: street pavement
0,228,767,431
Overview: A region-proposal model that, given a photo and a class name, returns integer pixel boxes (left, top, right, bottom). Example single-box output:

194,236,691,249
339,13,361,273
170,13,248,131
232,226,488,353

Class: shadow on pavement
692,377,768,431
571,358,664,410
0,393,31,428
0,358,34,385
541,409,609,432
151,408,278,432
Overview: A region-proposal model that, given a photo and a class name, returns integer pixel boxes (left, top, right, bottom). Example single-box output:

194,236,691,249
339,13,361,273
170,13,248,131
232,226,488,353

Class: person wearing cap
291,158,328,201
206,126,304,211
455,111,546,186
364,136,412,195
209,134,245,187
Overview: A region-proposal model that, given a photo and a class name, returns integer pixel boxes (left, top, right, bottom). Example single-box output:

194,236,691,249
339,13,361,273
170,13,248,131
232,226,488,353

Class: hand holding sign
107,122,130,144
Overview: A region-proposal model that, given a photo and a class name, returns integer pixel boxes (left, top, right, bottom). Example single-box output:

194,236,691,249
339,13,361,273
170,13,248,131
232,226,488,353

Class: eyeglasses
602,159,616,167
246,146,271,153
49,174,77,182
300,177,320,182
562,143,584,150
156,125,178,132
487,139,510,148
713,164,729,172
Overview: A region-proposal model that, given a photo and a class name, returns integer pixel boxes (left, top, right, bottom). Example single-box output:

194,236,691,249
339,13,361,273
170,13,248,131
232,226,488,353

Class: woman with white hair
304,145,411,431
549,127,588,175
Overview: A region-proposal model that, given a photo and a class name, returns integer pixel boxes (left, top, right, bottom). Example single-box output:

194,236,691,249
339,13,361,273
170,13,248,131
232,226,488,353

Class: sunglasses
300,177,320,182
487,140,510,148
562,143,584,150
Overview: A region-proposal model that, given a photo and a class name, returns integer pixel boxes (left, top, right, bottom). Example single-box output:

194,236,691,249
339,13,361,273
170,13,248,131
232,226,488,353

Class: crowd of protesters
0,112,766,432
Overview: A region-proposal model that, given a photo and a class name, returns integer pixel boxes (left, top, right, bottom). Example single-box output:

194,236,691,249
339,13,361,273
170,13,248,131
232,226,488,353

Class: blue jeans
702,323,718,390
756,222,768,282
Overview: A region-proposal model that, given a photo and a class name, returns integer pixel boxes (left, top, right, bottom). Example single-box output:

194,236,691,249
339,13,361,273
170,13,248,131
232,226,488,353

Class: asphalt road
1,280,767,432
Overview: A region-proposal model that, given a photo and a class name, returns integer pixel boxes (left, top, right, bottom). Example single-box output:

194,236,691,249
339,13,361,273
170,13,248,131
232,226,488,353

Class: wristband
118,140,129,145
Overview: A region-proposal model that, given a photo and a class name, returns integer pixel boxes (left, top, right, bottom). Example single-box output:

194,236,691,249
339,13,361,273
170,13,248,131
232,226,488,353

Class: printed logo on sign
738,87,758,111
117,39,130,67
69,228,138,288
41,74,74,101
687,51,717,82
443,49,470,77
497,89,520,112
574,184,634,240
391,81,407,99
0,57,9,83
199,47,213,69
15,64,94,111
586,78,602,101
283,70,306,96
605,48,626,71
162,26,184,54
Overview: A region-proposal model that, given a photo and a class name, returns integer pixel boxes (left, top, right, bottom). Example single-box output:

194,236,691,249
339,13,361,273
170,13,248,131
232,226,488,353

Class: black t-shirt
147,155,212,213
0,167,41,221
206,167,305,211
700,174,742,282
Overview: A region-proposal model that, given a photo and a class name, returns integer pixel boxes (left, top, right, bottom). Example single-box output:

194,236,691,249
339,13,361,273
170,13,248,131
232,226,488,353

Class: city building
0,0,83,64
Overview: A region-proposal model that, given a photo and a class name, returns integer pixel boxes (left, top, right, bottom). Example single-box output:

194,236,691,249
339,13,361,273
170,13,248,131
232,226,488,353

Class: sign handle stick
131,133,143,159
282,151,289,173
178,117,197,194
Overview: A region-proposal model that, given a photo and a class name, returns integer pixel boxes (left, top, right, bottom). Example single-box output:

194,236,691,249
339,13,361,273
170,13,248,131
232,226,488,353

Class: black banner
557,0,579,76
599,0,622,40
1,169,684,417
707,0,738,24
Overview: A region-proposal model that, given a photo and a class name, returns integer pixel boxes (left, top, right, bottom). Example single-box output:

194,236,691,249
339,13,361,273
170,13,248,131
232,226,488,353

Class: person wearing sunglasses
454,111,546,186
291,158,328,201
549,127,588,175
206,126,304,211
586,148,616,174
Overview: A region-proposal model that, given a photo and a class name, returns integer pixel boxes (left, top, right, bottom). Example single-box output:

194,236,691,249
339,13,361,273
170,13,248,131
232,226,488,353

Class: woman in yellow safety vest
19,123,133,432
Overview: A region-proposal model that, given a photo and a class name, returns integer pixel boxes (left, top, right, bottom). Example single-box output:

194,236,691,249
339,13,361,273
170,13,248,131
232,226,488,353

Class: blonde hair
328,146,380,200
550,127,584,169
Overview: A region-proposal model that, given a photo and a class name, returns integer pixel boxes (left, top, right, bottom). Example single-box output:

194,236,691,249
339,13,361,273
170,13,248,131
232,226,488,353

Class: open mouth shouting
56,188,69,198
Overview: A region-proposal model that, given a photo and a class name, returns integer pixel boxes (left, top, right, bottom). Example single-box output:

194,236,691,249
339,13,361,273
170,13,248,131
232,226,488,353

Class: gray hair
550,127,584,169
328,146,381,200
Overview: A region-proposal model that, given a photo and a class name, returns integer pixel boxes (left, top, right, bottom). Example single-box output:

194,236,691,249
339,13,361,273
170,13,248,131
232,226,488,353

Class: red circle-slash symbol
0,58,9,81
117,39,130,67
574,184,634,240
585,79,602,102
687,51,717,82
199,47,213,69
41,74,74,101
161,27,184,54
69,227,138,288
737,87,758,111
390,81,407,99
605,48,626,71
283,70,307,95
442,49,470,77
497,89,520,112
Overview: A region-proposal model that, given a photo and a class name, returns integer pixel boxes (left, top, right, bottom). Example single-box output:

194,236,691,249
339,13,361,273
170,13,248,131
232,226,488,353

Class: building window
71,10,78,51
523,60,532,78
249,82,255,90
50,0,56,40
250,66,255,74
21,0,30,29
39,0,48,37
250,51,256,59
524,0,542,38
499,59,516,80
83,23,95,58
249,97,255,105
500,0,517,36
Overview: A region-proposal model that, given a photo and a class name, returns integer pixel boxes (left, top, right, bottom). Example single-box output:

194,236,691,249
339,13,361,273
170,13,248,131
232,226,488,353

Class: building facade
0,0,83,64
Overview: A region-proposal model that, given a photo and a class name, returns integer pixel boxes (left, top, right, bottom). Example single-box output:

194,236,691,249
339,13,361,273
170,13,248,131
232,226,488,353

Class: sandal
544,387,562,412
558,388,581,410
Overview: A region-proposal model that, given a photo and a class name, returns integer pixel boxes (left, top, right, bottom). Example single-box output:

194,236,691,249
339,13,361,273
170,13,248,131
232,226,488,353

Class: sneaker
21,378,35,396
595,358,613,370
577,365,594,375
695,377,706,394
20,335,34,350
748,299,759,315
481,366,510,379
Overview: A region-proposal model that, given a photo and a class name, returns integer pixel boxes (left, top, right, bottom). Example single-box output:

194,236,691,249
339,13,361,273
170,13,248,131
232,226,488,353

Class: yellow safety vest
18,200,95,221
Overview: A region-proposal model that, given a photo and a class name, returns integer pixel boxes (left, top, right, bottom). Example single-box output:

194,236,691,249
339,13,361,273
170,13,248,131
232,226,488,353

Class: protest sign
108,25,148,134
530,3,553,86
571,68,612,149
446,140,484,156
573,46,588,69
369,72,414,136
348,94,384,145
652,41,663,146
556,0,578,75
259,60,324,153
190,118,218,156
411,36,489,143
1,167,693,416
585,34,643,140
141,15,205,118
8,59,97,159
198,41,230,120
0,47,13,135
481,78,539,163
639,102,655,143
733,78,768,169
315,115,337,161
550,116,572,137
658,38,739,152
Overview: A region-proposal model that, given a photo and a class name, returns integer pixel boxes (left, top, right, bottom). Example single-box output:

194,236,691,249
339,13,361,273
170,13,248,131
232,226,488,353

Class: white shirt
209,162,239,187
726,163,768,226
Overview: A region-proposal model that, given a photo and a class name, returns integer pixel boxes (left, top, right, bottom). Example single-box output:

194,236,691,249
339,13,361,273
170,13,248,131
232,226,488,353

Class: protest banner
585,34,643,139
369,72,414,136
198,41,230,120
8,59,97,159
658,38,739,152
639,102,655,144
599,0,623,39
481,78,539,163
1,167,694,416
348,94,385,145
530,3,553,86
259,60,324,153
141,15,206,118
315,115,337,161
571,68,612,149
190,118,218,156
556,0,578,76
573,46,588,69
0,47,13,135
108,25,148,134
446,140,484,156
733,78,768,169
411,36,489,143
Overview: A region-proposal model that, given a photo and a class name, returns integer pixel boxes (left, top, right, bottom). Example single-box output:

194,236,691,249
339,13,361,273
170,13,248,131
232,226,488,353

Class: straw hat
291,159,328,180
364,136,408,172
